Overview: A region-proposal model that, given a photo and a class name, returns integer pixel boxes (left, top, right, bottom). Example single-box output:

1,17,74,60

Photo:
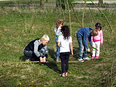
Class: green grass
0,6,116,87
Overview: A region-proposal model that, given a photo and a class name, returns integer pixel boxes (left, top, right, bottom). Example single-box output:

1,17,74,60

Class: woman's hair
61,25,70,39
56,19,64,27
41,34,50,41
91,29,98,36
95,22,102,30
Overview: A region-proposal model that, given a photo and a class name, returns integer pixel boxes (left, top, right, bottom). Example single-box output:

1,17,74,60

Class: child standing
54,19,64,62
58,26,73,77
91,23,103,59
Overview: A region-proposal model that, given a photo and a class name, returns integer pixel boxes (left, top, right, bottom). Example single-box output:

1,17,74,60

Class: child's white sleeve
69,37,72,43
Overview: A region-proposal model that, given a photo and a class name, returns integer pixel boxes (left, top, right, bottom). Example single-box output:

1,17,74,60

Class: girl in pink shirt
91,23,103,59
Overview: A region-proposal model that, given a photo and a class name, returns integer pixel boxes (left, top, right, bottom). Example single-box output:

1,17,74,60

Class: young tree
98,0,103,7
40,0,44,8
46,0,48,3
56,0,60,8
56,0,65,10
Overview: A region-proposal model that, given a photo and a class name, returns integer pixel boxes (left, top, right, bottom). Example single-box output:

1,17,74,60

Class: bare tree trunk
56,0,60,8
56,0,65,10
40,0,44,8
46,0,48,3
61,0,65,10
98,0,103,7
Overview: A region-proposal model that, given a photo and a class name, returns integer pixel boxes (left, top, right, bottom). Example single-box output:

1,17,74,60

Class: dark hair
61,25,70,40
95,22,102,30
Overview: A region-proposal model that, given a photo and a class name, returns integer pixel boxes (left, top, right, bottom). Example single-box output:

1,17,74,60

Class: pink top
91,30,103,44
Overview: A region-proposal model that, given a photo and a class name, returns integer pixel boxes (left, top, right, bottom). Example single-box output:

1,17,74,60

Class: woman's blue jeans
77,36,87,59
24,50,33,57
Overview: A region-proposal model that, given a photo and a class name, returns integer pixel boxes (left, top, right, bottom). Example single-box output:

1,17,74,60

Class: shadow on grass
48,48,56,61
46,61,61,74
73,46,79,59
73,46,92,59
20,55,29,61
20,55,61,73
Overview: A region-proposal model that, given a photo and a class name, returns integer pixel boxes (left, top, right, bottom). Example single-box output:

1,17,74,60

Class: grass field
0,4,116,87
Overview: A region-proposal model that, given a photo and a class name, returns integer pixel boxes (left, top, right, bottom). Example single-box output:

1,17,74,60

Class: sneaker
83,57,91,61
78,58,84,62
56,57,59,62
92,56,95,59
96,56,99,59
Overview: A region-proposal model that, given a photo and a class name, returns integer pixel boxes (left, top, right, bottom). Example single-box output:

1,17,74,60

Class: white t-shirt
58,35,72,53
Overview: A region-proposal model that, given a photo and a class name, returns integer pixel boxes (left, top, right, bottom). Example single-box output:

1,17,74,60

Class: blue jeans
24,50,40,61
77,36,88,59
56,42,60,58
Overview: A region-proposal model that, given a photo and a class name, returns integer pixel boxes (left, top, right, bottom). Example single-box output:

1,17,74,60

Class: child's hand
101,43,103,46
58,27,61,31
71,52,73,56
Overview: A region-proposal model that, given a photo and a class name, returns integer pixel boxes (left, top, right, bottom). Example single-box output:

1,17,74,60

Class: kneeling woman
58,26,73,77
24,34,49,62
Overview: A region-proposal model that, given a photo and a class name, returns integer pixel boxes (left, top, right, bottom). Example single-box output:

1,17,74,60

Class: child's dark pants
60,52,70,73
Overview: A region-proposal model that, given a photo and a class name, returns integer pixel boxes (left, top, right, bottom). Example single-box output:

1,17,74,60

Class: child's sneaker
56,57,59,62
96,56,99,59
92,56,95,59
78,58,84,62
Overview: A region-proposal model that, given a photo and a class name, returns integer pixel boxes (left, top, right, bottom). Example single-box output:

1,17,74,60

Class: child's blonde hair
91,29,98,36
56,19,64,27
41,34,50,41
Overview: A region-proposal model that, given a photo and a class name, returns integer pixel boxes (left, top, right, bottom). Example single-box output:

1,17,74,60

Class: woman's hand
43,57,46,63
40,57,46,63
87,48,90,52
